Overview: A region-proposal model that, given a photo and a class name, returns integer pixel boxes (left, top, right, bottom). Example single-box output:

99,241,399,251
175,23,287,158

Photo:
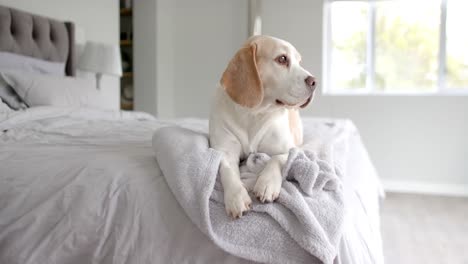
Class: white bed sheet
0,107,384,264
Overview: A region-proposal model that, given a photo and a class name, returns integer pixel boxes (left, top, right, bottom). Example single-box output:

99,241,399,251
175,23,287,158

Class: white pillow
0,73,28,110
0,52,65,76
1,72,104,109
0,97,13,113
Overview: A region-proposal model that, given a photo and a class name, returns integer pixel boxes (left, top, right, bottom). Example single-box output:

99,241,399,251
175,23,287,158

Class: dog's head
221,35,316,110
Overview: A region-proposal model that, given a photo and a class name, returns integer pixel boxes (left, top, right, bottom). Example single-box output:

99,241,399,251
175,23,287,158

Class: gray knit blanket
152,123,348,264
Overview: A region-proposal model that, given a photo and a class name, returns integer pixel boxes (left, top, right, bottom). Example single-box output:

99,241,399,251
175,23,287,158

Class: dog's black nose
305,76,316,90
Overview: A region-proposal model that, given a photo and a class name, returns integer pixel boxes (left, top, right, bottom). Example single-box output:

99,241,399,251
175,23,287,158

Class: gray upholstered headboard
0,5,76,76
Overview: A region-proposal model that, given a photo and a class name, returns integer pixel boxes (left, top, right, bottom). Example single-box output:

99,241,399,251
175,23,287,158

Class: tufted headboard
0,5,75,76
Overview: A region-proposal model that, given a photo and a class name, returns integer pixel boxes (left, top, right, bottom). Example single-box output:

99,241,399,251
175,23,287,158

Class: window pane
330,2,367,90
446,0,468,88
375,0,440,91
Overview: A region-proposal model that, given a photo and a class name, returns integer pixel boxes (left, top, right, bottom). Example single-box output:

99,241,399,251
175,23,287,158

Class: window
323,0,468,94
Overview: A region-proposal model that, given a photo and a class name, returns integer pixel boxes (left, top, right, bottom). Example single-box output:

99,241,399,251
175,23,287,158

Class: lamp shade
78,42,122,76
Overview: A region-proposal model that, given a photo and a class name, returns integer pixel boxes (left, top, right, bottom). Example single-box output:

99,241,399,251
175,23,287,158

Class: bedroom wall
171,0,248,118
135,0,249,117
0,0,119,45
133,0,181,117
153,0,468,195
133,0,159,115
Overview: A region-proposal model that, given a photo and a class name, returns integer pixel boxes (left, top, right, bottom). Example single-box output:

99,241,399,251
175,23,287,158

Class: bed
0,5,385,264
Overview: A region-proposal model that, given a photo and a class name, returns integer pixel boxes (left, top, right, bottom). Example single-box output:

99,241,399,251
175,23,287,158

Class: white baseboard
382,180,468,197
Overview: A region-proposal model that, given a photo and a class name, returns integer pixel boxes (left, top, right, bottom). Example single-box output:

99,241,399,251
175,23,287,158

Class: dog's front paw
224,186,252,219
253,172,282,203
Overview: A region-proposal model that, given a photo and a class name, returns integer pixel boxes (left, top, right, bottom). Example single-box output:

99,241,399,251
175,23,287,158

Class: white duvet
0,107,384,264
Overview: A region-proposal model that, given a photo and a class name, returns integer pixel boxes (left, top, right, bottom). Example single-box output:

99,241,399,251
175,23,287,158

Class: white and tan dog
209,35,316,218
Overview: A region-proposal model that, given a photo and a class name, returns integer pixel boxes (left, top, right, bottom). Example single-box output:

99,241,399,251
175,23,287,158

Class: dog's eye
275,55,289,66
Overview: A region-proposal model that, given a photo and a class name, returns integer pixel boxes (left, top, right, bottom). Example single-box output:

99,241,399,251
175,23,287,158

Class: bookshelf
119,1,134,110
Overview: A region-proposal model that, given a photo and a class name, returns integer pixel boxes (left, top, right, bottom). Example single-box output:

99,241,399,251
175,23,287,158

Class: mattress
0,106,384,264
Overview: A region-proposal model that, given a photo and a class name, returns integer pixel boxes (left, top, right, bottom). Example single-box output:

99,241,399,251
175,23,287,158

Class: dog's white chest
240,112,293,157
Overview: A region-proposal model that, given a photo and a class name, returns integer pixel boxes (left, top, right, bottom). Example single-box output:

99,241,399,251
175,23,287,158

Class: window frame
322,0,468,95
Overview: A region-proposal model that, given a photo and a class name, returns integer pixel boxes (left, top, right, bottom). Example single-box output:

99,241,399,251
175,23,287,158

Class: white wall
172,0,248,117
0,0,119,45
135,0,248,117
133,0,181,117
133,0,159,115
151,0,468,192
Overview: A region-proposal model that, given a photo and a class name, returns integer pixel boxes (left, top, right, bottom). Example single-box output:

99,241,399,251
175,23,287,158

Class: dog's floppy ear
221,43,263,108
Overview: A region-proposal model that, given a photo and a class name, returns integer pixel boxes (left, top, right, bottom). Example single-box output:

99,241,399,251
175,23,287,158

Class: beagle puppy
209,35,316,218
